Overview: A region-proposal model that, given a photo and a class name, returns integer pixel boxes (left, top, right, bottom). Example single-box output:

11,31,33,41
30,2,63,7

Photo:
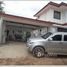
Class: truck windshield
41,32,52,39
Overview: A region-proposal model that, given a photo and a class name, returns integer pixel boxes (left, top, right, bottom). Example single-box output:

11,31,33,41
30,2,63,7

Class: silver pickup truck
27,32,67,58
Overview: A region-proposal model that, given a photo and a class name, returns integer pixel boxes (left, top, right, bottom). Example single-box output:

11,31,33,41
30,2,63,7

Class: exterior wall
31,26,58,37
40,27,48,35
38,12,46,21
38,9,52,21
48,27,57,33
38,8,67,24
31,27,48,37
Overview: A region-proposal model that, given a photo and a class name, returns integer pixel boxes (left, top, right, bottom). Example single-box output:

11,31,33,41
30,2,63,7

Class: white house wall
31,27,48,37
48,27,57,33
38,9,53,21
38,12,46,21
41,27,48,35
38,8,67,24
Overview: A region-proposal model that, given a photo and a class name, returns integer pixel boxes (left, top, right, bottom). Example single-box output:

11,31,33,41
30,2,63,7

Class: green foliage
0,1,4,13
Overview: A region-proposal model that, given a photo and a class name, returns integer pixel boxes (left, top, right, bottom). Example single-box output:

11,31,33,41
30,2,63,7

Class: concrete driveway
0,42,28,58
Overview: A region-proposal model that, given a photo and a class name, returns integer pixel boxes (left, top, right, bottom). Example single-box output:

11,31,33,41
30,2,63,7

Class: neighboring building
0,2,67,43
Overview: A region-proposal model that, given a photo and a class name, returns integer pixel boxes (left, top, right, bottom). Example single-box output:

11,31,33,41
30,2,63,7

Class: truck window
41,32,52,39
64,35,67,41
52,35,62,41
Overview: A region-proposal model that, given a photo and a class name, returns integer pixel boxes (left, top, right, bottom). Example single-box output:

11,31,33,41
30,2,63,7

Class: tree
0,1,4,13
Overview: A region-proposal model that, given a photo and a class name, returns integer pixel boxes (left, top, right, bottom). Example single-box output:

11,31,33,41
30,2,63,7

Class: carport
0,13,64,43
5,21,41,42
0,13,54,43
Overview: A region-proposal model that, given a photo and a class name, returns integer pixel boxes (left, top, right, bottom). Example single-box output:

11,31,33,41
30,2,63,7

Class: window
52,35,62,41
57,28,67,32
41,32,52,39
64,35,67,41
54,11,61,20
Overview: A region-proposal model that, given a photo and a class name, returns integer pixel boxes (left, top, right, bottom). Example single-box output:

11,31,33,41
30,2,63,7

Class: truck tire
32,46,45,58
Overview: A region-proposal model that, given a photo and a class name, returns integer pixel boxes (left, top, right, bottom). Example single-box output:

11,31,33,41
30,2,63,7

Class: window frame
54,10,61,20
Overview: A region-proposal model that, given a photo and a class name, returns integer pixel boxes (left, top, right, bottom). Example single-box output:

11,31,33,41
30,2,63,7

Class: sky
2,1,67,19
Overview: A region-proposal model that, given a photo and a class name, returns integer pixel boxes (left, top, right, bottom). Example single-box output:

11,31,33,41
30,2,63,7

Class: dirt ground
0,42,28,58
0,42,67,65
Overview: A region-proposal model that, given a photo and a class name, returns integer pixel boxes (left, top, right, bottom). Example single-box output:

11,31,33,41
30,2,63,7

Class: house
34,1,67,35
0,1,67,43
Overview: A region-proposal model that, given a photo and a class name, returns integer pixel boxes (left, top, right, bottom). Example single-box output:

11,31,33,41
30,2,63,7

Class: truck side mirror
48,38,52,41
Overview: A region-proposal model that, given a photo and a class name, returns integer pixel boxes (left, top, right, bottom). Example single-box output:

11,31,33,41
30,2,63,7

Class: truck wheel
32,46,45,58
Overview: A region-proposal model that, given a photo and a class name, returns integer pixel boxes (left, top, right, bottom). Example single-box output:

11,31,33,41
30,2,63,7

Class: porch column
2,21,6,43
0,17,3,43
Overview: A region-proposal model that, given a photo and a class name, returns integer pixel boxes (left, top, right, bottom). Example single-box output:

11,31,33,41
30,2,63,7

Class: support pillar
0,17,3,43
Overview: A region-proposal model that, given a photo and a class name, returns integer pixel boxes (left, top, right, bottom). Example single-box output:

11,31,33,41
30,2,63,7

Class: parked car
27,32,67,58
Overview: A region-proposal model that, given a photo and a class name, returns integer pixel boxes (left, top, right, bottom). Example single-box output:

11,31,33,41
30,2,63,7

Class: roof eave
34,2,67,17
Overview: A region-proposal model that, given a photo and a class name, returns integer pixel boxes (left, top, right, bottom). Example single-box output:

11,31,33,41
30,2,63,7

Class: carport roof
0,13,66,27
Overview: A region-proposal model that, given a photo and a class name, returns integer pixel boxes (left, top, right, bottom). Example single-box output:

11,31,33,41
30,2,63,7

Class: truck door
46,34,62,54
62,35,67,55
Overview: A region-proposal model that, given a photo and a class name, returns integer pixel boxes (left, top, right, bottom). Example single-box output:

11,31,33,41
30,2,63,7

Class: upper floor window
54,11,61,20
